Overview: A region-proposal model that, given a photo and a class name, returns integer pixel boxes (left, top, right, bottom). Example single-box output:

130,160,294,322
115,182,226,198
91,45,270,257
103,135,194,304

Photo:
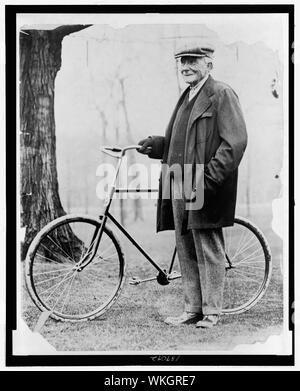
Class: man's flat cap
174,42,215,59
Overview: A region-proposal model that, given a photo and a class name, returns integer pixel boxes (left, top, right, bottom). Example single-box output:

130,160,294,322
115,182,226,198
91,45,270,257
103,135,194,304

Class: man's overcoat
149,75,248,232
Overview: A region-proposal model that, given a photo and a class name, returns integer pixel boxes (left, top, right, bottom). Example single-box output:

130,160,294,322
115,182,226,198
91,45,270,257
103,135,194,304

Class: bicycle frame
77,145,180,285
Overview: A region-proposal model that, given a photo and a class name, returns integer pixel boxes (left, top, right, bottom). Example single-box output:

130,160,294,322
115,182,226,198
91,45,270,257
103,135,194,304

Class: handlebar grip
103,147,122,152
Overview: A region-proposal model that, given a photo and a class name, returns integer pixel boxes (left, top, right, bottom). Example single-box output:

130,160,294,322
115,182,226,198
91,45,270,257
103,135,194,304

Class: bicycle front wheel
24,214,125,322
222,216,272,314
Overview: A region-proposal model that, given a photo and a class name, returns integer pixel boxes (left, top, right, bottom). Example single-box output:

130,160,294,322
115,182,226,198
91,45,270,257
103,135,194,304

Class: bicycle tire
24,214,125,322
222,216,272,314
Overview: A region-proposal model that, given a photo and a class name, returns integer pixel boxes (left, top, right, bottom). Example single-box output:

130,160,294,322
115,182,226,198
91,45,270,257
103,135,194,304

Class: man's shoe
196,314,220,329
164,312,203,326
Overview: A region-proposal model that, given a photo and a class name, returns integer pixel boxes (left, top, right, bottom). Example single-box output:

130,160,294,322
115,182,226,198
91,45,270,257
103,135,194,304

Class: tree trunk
20,25,91,259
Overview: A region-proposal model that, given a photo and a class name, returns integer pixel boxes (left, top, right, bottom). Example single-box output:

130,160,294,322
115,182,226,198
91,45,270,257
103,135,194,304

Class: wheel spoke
46,235,74,263
231,236,257,262
79,270,100,283
231,229,248,260
60,272,78,313
230,268,260,283
38,269,74,297
35,269,73,286
50,272,77,312
79,235,99,261
35,251,71,265
66,225,75,262
97,252,118,262
45,272,76,304
33,265,72,276
235,254,265,265
98,242,115,258
226,227,233,256
41,242,73,265
237,263,265,271
234,247,263,265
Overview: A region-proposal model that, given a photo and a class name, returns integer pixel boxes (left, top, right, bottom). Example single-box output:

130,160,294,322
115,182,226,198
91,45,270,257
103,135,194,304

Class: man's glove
137,136,153,155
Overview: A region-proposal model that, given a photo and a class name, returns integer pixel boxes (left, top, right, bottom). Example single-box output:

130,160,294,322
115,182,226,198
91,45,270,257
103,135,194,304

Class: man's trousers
172,197,227,315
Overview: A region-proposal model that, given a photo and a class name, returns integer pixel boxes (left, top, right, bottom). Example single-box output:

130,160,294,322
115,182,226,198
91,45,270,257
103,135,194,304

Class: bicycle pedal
129,276,141,285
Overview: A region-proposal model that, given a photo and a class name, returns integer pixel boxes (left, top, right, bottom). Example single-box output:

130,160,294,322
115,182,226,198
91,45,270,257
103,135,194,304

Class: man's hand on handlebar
137,136,153,155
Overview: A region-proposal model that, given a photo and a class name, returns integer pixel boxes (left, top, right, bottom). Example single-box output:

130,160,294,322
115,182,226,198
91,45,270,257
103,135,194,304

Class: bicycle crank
129,276,158,285
129,270,181,286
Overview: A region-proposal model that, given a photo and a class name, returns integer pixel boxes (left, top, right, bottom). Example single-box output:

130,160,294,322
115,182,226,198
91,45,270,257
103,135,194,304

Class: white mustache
181,70,196,75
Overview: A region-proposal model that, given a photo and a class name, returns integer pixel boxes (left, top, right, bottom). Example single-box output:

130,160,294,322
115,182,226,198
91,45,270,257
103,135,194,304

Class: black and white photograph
2,3,296,369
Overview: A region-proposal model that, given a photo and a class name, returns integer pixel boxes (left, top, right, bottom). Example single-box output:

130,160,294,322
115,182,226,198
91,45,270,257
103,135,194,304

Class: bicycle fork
75,215,107,271
76,152,123,271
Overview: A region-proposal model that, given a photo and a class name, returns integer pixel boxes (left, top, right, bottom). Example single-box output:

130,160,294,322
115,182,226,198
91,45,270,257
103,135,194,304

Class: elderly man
138,43,247,328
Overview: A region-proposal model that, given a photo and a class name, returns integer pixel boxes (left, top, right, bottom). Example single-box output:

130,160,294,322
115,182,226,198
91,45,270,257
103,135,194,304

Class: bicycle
24,145,272,325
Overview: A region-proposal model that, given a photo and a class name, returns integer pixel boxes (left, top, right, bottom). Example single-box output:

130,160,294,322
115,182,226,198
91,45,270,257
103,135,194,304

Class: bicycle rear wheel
222,216,272,314
24,214,125,322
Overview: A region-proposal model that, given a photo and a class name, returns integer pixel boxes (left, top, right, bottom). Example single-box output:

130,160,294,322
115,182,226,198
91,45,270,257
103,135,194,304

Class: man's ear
207,62,213,71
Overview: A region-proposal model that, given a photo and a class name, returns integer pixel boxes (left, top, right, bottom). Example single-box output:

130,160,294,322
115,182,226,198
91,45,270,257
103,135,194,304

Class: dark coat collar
187,74,215,130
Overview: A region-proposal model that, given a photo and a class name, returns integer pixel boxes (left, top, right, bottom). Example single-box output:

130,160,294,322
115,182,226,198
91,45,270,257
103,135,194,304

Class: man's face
179,56,209,87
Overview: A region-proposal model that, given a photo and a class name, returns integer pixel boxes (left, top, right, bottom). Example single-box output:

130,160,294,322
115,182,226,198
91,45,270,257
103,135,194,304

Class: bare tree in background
172,26,183,97
20,25,91,259
117,72,143,223
90,76,117,216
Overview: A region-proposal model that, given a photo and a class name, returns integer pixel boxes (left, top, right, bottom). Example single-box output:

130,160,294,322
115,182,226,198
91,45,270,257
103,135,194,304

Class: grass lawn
22,202,284,352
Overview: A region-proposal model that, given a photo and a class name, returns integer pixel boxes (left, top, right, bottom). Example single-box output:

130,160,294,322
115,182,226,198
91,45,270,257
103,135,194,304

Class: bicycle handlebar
102,145,142,158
